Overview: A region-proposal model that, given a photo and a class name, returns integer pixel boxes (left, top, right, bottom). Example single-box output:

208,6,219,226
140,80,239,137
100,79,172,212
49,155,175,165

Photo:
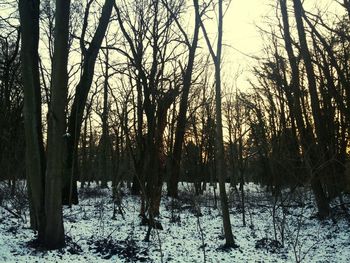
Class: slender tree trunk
216,0,235,248
80,114,88,188
215,62,235,246
167,0,200,198
292,0,330,218
131,73,144,195
62,0,114,205
100,48,109,188
199,0,235,247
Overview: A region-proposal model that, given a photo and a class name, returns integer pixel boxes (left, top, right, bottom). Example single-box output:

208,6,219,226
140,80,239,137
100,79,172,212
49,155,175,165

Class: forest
0,0,350,262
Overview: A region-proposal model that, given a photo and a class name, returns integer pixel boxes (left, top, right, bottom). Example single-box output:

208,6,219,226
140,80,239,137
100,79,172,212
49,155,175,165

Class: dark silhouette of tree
63,0,114,205
198,0,236,248
19,0,46,242
44,0,70,248
18,0,70,248
166,0,201,198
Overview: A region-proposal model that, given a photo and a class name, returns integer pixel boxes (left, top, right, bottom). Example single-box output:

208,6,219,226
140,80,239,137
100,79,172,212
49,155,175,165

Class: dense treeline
0,0,349,250
0,20,24,193
247,0,350,218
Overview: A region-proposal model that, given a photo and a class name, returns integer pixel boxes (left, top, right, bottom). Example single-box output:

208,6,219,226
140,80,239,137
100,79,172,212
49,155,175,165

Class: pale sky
0,0,342,92
220,0,343,90
219,0,275,90
225,0,272,59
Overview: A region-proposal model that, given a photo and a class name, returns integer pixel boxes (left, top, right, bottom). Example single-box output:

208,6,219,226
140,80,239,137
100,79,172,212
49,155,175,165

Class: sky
225,0,272,59
0,0,342,92
221,0,274,89
220,0,343,90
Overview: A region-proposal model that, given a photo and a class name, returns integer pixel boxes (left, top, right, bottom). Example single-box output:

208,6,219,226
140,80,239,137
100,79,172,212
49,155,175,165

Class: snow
0,181,349,262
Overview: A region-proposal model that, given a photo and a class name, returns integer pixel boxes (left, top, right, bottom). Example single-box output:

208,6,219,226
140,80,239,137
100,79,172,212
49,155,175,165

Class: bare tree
198,0,236,247
292,0,330,218
165,0,201,198
114,1,185,236
63,0,114,205
18,0,70,248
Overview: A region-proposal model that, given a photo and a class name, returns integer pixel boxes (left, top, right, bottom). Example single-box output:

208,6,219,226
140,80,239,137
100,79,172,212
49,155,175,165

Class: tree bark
44,0,70,249
18,0,46,242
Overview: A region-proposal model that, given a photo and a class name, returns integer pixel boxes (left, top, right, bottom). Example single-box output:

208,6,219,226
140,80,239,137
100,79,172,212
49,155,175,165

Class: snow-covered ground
0,182,349,262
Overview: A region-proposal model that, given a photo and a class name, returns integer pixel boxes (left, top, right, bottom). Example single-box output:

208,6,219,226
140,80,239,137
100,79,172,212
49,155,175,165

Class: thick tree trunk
44,0,70,249
18,0,46,242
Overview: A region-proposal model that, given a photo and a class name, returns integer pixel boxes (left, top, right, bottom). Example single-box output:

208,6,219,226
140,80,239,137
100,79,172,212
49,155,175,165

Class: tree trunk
131,73,144,195
80,113,89,189
167,0,200,198
18,0,46,242
292,0,330,218
44,0,70,249
100,47,110,188
62,0,114,205
199,0,235,247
